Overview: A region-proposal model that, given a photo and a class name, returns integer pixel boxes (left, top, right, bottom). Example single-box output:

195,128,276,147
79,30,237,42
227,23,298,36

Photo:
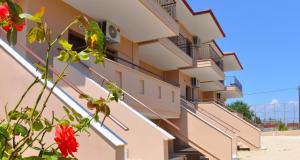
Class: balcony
221,76,243,98
176,1,225,43
78,51,181,119
168,34,193,58
198,80,225,92
223,52,243,71
154,0,176,19
63,0,179,42
139,36,193,71
180,44,224,82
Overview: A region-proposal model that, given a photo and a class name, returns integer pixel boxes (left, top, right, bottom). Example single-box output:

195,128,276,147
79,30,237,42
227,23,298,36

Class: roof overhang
180,59,224,81
176,0,225,43
139,38,193,70
63,0,179,42
223,52,243,71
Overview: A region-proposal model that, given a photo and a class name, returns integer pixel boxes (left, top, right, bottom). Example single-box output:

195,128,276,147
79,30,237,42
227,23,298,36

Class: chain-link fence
251,102,299,131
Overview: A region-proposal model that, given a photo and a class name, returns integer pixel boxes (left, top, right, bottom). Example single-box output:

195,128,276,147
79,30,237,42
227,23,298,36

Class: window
139,80,145,94
158,86,162,99
68,30,86,52
171,91,175,103
106,49,118,61
115,71,122,88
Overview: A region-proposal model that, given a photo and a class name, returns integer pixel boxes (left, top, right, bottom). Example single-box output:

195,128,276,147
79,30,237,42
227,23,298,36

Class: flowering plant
0,0,122,159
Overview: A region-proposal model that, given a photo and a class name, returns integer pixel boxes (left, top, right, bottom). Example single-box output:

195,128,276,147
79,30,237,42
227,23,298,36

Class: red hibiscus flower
54,125,79,158
2,20,26,32
0,3,9,21
0,3,25,32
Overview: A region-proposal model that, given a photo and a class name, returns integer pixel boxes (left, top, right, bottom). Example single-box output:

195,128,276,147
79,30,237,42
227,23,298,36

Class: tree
226,101,256,122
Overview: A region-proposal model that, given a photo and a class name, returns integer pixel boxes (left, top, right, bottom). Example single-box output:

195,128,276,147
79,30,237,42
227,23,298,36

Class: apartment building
0,0,261,160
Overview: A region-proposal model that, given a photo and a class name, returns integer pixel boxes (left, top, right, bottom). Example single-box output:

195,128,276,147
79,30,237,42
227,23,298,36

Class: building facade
0,0,261,159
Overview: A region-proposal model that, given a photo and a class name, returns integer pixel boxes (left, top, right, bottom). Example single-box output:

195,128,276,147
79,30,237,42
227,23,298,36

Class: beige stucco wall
80,58,181,119
178,71,191,98
164,109,233,160
0,46,124,160
197,103,261,150
109,36,140,65
54,59,174,160
140,60,164,77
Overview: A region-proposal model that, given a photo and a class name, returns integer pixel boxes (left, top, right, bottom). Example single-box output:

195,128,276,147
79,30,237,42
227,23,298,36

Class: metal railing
105,51,180,87
180,98,240,133
196,44,224,71
169,35,193,58
154,0,176,19
188,97,226,107
225,76,243,92
12,43,130,131
58,46,180,87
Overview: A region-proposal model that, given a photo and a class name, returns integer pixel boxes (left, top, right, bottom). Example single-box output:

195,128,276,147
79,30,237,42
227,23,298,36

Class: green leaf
104,82,123,102
0,126,9,139
19,13,40,23
59,119,70,126
68,114,74,122
59,39,73,51
33,120,43,131
19,7,45,23
34,63,46,72
57,50,69,62
14,124,28,136
63,106,75,122
44,118,53,132
22,156,44,160
42,152,59,160
94,52,105,64
27,27,44,44
79,93,90,99
78,51,89,61
85,20,105,54
7,26,17,46
63,106,70,114
41,73,52,81
69,51,80,63
8,110,21,120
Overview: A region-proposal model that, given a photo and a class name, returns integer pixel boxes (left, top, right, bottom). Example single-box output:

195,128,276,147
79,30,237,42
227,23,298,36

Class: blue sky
188,0,300,106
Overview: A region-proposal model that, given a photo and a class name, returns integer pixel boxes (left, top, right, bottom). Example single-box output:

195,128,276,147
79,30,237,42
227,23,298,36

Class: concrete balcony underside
63,0,179,42
176,0,225,43
139,38,193,70
180,59,224,82
198,81,224,91
223,52,243,71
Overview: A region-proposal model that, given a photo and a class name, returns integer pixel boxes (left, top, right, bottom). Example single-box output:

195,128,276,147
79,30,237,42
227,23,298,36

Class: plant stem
11,77,39,115
34,61,71,122
8,19,79,160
